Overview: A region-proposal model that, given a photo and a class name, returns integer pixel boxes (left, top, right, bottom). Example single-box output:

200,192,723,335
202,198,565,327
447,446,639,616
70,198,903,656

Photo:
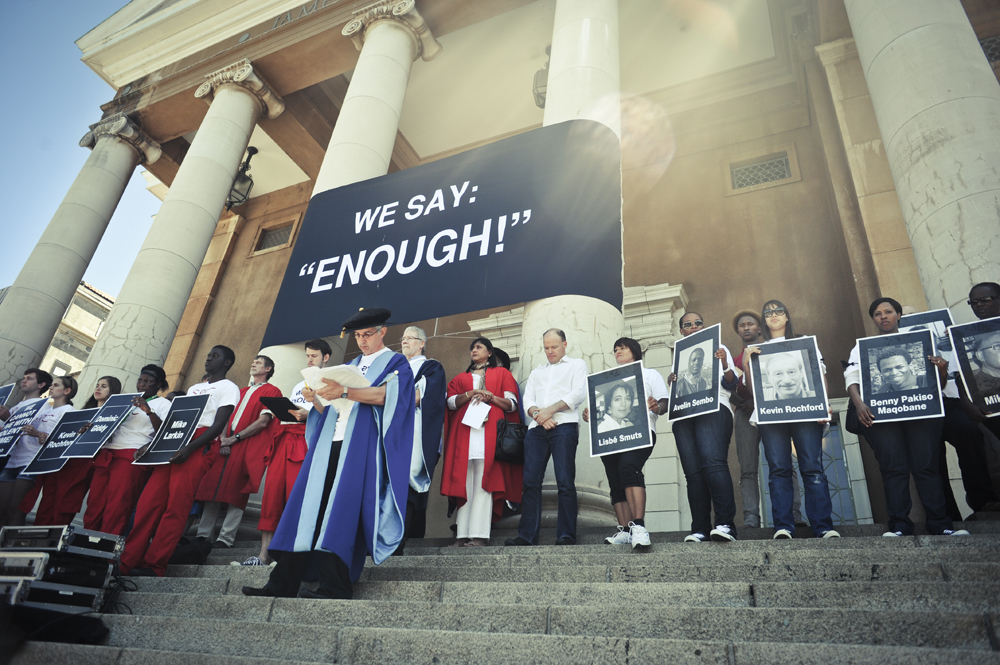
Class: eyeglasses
681,320,704,329
353,329,381,340
400,336,421,343
763,307,787,318
968,295,999,306
982,344,1000,353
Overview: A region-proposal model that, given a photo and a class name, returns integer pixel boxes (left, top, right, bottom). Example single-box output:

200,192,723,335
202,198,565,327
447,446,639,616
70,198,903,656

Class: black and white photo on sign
899,308,954,359
947,316,1000,417
749,337,829,424
587,361,652,458
858,329,943,422
668,323,721,422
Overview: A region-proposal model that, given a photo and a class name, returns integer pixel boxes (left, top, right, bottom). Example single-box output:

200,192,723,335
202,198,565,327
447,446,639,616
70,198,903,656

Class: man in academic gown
243,308,414,599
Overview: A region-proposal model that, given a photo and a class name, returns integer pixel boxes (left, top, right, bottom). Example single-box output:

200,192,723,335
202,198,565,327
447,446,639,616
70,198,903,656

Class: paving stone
730,641,1000,664
609,563,946,583
117,593,274,620
367,564,609,583
752,581,1000,612
438,581,750,607
10,643,122,665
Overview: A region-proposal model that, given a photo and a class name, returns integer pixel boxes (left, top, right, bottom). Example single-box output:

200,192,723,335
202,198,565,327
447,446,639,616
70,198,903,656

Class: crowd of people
0,282,997,598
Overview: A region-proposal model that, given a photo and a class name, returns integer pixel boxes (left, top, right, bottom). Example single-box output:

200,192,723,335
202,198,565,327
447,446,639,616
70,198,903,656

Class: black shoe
504,537,532,546
213,540,233,549
129,567,158,577
554,537,575,546
298,587,351,600
242,585,293,598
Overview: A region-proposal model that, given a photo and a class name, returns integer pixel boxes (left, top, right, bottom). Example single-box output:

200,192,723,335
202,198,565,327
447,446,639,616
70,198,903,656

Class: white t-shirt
106,396,173,451
642,366,670,429
717,344,737,415
9,402,75,468
186,379,240,428
944,353,961,399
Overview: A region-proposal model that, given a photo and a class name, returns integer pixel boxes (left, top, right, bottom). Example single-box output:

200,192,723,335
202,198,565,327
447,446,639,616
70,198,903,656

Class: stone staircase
10,522,1000,664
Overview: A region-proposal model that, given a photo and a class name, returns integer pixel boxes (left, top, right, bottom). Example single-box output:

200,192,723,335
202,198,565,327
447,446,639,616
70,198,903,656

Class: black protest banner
0,399,48,457
859,329,943,422
668,324,721,422
0,383,14,407
948,315,1000,418
750,336,829,424
261,120,622,347
63,393,142,459
22,409,98,475
900,308,955,361
588,361,653,457
134,394,210,465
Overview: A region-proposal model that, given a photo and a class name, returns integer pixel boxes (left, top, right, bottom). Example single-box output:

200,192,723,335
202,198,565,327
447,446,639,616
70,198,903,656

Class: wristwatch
341,390,349,400
234,433,241,441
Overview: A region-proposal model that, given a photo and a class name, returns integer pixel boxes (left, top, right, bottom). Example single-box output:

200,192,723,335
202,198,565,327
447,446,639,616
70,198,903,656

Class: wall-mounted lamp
533,45,551,109
226,146,258,210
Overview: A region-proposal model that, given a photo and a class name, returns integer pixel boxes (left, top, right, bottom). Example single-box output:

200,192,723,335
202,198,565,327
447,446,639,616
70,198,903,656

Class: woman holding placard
441,337,522,547
845,297,965,537
84,376,123,410
85,365,171,535
667,313,740,543
584,337,669,548
5,375,78,526
743,300,838,540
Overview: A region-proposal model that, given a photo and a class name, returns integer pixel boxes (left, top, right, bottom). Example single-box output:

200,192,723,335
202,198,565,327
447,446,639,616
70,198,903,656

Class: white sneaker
605,525,631,545
629,522,651,548
684,532,707,543
710,525,736,542
943,529,970,536
882,531,903,537
820,530,841,539
773,529,793,540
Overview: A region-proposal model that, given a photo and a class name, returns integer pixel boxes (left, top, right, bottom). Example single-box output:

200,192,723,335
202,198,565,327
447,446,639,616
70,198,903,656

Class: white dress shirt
522,356,588,429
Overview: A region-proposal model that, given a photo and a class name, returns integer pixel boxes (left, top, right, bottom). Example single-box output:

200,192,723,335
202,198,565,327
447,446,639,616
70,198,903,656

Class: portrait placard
858,329,943,422
587,361,652,457
668,324,721,422
947,315,1000,418
0,399,48,457
22,409,98,475
0,383,15,408
749,336,829,424
900,308,955,363
62,393,142,459
133,394,210,465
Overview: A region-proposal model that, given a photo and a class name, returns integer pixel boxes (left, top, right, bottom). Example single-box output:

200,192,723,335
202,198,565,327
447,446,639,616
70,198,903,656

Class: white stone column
260,0,440,382
0,113,160,386
845,0,1000,319
519,0,623,528
79,60,283,392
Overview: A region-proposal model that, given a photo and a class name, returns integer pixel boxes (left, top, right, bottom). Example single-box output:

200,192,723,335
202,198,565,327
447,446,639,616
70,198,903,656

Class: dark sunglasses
968,295,999,306
681,320,704,329
763,307,787,318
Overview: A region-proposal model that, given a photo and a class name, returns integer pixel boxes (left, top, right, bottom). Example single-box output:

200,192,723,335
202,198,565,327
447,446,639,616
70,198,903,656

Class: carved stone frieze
194,58,285,119
342,0,442,62
79,112,162,165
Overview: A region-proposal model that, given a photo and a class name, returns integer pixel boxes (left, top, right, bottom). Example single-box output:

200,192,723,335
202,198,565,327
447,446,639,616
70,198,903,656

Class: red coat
195,382,282,508
440,367,522,519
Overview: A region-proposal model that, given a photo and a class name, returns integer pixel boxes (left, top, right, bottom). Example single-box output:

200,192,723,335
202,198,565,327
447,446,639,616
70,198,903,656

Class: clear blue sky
0,1,161,298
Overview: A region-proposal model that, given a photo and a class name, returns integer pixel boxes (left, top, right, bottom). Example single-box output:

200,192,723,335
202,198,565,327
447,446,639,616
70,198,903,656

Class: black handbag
844,399,861,435
494,411,527,465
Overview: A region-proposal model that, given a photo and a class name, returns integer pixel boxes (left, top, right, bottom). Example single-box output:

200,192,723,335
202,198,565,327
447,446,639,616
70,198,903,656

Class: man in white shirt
506,329,588,546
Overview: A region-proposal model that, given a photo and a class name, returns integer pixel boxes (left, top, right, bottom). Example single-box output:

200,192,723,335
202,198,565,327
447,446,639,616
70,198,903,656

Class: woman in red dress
440,337,522,547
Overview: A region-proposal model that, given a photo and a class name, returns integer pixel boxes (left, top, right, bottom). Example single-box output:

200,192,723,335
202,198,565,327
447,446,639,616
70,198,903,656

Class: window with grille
982,35,1000,64
257,225,292,252
731,152,792,190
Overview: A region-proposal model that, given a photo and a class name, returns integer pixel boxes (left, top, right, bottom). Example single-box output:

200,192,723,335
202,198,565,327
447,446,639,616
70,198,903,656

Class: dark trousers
759,421,834,536
672,409,736,535
601,432,655,505
864,418,952,535
264,440,351,598
940,398,999,515
517,423,578,544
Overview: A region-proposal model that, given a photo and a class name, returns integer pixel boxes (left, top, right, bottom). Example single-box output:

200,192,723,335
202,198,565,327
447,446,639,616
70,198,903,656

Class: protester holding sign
845,297,965,537
121,345,239,576
582,338,668,548
441,337,521,548
83,365,170,535
744,300,839,540
83,376,123,410
667,313,739,543
957,282,1000,443
2,374,76,526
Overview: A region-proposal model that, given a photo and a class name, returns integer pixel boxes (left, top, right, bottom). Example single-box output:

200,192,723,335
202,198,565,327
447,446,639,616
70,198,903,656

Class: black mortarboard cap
340,307,392,337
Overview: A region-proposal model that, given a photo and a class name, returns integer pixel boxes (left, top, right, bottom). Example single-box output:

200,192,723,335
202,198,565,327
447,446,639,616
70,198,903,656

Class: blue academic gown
410,359,446,500
269,350,415,582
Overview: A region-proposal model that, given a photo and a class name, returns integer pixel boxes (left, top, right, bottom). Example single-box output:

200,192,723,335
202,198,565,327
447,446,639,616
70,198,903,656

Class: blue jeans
517,423,578,544
863,417,951,535
759,421,834,536
672,408,736,535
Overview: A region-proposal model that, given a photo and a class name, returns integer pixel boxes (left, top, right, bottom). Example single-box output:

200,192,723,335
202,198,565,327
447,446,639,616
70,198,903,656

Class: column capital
79,112,161,164
343,0,442,62
194,59,285,119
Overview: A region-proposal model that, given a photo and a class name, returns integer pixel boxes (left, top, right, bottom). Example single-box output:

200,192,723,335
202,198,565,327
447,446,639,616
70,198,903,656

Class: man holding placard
0,369,53,524
953,282,1000,450
244,308,414,599
122,345,240,576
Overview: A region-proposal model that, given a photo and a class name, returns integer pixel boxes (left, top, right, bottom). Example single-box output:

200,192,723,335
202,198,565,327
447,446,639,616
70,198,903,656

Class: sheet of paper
301,364,373,407
462,400,491,430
